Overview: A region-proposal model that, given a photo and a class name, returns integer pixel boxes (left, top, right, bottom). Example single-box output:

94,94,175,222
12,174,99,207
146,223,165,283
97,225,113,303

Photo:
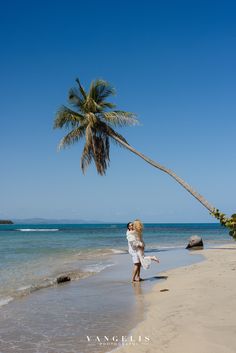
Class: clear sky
1,0,236,222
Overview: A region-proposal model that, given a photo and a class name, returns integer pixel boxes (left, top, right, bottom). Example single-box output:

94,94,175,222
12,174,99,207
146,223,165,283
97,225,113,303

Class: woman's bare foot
151,256,160,263
133,277,144,282
132,278,139,282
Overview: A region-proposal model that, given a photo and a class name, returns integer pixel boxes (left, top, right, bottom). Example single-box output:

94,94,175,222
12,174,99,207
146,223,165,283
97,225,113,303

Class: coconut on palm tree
53,78,236,238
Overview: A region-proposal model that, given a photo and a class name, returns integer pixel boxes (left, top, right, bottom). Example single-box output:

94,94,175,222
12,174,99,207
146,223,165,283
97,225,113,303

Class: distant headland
12,218,104,224
0,220,14,224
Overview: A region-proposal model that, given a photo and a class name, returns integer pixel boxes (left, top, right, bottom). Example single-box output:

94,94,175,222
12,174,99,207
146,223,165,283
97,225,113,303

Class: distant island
12,218,104,224
0,220,14,224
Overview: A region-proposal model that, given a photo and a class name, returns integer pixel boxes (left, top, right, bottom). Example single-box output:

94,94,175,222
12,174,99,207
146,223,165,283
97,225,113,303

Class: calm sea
0,223,232,308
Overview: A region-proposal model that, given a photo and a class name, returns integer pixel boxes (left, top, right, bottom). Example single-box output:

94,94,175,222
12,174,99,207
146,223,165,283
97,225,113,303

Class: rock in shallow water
57,275,71,284
186,235,204,250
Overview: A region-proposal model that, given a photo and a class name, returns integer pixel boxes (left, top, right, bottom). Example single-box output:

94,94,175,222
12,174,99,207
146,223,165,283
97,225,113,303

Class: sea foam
0,297,14,307
17,228,59,232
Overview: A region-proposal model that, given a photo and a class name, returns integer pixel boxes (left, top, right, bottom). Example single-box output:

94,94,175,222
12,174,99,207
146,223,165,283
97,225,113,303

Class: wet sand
0,249,202,353
115,244,236,353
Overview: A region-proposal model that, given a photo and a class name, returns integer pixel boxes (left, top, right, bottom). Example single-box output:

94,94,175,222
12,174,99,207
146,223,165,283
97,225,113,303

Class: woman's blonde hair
133,219,143,240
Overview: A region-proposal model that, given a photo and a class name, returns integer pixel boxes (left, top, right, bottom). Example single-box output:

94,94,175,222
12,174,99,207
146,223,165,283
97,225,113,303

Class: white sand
116,244,236,353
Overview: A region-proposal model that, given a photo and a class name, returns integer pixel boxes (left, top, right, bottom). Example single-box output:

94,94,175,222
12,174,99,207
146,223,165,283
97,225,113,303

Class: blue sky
1,0,236,222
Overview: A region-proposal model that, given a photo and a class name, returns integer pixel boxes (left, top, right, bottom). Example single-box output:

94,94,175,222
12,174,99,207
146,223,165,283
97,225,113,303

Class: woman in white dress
127,220,159,281
127,222,141,282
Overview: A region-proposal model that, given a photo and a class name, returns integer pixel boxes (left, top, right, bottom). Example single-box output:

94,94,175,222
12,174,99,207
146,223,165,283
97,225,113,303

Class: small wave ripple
0,262,115,309
17,228,59,232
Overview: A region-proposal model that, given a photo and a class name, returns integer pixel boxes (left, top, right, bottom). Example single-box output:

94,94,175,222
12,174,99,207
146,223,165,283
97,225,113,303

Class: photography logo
86,335,150,348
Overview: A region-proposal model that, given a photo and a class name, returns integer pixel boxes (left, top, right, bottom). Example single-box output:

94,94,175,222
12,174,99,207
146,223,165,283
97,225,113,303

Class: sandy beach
116,244,236,353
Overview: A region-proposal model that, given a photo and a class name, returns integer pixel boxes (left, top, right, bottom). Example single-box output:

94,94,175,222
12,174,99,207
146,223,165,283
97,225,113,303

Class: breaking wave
0,262,115,309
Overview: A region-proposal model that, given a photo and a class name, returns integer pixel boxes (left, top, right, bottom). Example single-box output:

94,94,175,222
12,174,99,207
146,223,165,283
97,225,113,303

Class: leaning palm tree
54,78,236,238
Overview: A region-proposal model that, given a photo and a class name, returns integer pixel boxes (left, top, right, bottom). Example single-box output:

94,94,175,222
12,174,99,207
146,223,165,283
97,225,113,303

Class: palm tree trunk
111,134,215,213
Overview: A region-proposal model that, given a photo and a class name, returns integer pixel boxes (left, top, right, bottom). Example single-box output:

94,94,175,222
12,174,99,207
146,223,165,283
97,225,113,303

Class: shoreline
113,244,236,353
0,248,203,353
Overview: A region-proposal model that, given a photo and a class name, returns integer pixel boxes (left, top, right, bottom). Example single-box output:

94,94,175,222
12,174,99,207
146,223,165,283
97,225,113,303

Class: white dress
126,230,152,270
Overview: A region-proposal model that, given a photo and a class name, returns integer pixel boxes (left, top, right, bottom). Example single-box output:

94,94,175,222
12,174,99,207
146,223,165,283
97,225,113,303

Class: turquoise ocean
0,223,232,308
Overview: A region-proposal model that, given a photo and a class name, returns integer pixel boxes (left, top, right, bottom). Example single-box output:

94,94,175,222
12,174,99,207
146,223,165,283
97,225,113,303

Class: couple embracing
126,219,160,282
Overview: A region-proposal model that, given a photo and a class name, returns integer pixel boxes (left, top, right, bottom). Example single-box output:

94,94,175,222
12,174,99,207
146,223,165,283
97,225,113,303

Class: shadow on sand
132,275,168,283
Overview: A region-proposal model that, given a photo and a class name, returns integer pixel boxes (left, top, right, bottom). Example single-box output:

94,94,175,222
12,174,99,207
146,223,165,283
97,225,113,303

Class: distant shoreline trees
0,220,13,224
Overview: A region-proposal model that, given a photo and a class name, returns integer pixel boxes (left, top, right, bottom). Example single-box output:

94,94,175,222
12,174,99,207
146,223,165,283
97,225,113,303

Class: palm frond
68,88,84,108
58,126,85,150
92,133,110,175
82,127,111,175
54,106,85,129
98,121,129,147
99,102,116,110
81,143,93,174
85,98,115,114
102,111,138,127
76,78,87,100
89,80,115,104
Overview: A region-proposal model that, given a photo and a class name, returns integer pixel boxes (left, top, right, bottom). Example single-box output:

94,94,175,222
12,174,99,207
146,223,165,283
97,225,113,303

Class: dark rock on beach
186,235,204,250
57,275,71,284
